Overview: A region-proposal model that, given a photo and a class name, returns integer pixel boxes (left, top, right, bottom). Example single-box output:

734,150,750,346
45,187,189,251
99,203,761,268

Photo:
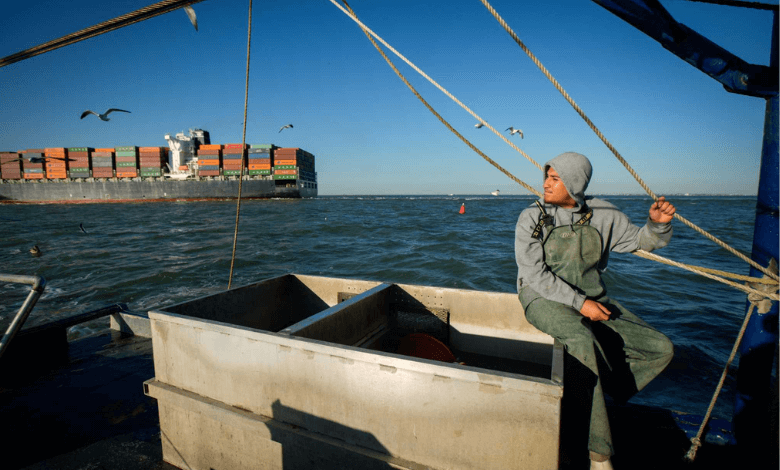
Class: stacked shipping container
197,144,222,177
115,146,138,178
68,147,92,179
0,152,22,179
247,144,273,176
273,148,316,182
139,147,167,177
222,144,247,176
23,149,45,179
44,148,68,179
2,142,316,183
92,148,115,178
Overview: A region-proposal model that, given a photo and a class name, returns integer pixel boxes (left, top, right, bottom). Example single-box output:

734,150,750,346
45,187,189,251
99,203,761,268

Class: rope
478,0,779,283
0,0,208,68
339,1,540,197
633,250,780,300
328,0,543,172
228,0,253,290
335,0,779,301
683,302,756,462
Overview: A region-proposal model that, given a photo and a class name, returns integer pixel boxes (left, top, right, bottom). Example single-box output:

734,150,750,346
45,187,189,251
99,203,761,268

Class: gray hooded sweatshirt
515,152,672,311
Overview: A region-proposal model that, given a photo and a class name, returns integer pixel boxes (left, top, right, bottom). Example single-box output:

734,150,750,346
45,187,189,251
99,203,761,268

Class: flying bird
80,109,131,121
506,127,523,138
278,124,294,133
79,223,88,234
475,122,484,128
183,6,198,31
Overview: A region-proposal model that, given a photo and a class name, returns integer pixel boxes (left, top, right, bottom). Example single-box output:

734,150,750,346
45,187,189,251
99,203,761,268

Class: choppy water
0,195,770,421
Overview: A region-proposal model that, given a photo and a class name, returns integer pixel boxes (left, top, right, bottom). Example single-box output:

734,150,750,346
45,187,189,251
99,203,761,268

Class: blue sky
1,0,775,195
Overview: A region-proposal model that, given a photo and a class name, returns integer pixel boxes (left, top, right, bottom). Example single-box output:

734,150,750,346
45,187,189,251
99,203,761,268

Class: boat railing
0,273,46,359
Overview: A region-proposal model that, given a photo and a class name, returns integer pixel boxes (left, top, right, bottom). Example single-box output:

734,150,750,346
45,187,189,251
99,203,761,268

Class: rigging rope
338,1,540,197
332,0,779,301
0,0,208,68
478,0,779,283
228,0,253,290
328,0,542,172
684,300,757,461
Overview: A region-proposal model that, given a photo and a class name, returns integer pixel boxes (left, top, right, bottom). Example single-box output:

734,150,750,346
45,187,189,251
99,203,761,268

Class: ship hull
0,177,317,203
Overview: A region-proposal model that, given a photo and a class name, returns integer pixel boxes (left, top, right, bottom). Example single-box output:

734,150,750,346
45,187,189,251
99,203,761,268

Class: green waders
520,223,674,457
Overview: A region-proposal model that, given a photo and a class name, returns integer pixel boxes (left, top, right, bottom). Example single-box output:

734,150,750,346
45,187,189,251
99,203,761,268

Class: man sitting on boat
514,152,676,470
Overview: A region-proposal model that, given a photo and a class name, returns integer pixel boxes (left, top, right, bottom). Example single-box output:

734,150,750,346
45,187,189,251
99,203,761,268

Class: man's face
543,167,576,208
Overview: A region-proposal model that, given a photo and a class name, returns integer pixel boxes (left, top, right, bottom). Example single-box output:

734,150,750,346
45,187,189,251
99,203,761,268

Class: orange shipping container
248,164,271,170
45,161,66,168
116,172,138,178
224,144,247,149
94,148,115,153
23,173,44,179
274,169,298,175
199,144,222,150
44,147,66,153
198,159,221,166
274,159,297,166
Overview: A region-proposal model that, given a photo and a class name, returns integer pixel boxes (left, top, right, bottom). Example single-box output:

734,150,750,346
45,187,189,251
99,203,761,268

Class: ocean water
0,195,770,422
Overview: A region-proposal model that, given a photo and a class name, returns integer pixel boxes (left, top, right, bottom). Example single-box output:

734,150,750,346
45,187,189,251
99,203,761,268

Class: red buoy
459,203,465,214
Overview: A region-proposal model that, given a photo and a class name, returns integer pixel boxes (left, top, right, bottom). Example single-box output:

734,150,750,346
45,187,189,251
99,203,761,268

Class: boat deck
0,309,753,470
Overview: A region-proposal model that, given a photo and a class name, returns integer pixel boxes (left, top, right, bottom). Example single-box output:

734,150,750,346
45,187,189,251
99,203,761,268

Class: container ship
0,129,318,203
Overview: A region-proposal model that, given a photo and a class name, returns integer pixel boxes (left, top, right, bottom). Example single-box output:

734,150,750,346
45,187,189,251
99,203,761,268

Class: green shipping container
140,170,162,177
222,170,244,176
248,170,271,175
68,147,91,152
273,175,297,180
116,151,138,157
274,165,296,170
250,144,274,149
117,162,137,167
115,146,137,152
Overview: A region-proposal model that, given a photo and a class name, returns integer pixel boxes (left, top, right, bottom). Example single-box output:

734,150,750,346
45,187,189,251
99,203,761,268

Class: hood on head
544,152,592,210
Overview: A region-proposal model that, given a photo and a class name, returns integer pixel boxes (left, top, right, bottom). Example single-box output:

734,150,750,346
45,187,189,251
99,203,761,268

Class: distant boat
491,189,500,196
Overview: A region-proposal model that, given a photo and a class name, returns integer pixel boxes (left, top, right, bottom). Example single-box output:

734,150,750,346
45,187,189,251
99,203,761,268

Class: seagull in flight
1,155,74,165
506,127,523,138
183,6,198,31
279,124,294,133
475,122,484,128
80,109,131,121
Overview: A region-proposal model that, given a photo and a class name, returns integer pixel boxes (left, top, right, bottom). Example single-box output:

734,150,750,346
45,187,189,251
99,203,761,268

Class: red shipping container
25,149,46,154
223,144,247,149
197,149,222,156
69,151,90,157
92,152,113,158
198,170,220,176
115,156,137,162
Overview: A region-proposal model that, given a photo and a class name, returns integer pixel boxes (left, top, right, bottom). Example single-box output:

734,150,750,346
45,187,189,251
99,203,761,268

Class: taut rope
338,1,540,197
228,0,254,290
331,0,779,300
478,0,779,282
0,0,208,68
328,0,542,172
